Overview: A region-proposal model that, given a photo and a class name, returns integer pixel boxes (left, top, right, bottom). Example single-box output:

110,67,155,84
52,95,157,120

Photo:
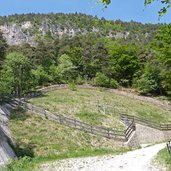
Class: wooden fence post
59,115,63,124
74,119,77,128
106,104,108,114
97,101,100,113
44,110,47,118
167,142,171,154
125,132,128,142
104,105,106,114
107,128,110,138
91,125,93,134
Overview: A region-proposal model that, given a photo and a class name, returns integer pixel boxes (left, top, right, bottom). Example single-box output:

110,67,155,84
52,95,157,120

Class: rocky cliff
0,21,131,46
0,13,159,46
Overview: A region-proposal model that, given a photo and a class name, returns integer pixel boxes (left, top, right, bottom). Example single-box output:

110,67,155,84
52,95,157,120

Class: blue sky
0,0,170,23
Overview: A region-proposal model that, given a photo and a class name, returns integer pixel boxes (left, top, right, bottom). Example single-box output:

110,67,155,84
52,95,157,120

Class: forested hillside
0,13,162,46
0,13,170,100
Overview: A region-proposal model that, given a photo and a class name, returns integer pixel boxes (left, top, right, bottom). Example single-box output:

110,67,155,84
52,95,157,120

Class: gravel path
40,143,166,171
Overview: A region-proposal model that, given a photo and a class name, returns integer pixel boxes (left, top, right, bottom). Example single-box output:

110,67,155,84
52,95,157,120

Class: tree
92,41,109,74
31,66,50,86
57,54,77,83
106,42,139,86
152,24,171,94
0,52,32,96
144,0,171,16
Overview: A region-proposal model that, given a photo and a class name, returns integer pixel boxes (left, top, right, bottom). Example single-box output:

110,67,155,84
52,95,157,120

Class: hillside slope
0,13,161,46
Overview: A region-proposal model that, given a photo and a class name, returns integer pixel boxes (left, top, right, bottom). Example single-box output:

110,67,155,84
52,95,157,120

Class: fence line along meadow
19,84,171,140
11,99,135,142
120,114,171,131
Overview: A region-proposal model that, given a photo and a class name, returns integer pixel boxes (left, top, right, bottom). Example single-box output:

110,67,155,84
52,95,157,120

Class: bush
134,75,158,95
68,81,77,91
110,79,119,89
94,72,109,87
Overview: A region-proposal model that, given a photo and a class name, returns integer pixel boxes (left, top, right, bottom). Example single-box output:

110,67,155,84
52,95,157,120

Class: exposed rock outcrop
0,20,131,46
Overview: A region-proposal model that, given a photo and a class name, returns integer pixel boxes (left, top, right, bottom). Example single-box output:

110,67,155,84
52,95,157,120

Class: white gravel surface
40,143,166,171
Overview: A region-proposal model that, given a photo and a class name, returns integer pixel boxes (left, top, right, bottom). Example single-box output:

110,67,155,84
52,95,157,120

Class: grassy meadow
6,109,127,171
6,87,171,170
29,87,171,124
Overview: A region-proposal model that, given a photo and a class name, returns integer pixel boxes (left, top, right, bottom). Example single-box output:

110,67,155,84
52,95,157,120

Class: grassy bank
29,87,171,124
5,109,127,171
156,148,171,171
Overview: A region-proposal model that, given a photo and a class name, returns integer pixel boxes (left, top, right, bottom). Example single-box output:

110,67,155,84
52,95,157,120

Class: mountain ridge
0,13,162,46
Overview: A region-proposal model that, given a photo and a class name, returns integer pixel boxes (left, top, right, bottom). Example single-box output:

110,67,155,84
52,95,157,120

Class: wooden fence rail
120,114,171,131
11,99,135,142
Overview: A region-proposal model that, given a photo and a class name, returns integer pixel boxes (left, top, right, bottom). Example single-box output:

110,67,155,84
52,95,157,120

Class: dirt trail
40,143,166,171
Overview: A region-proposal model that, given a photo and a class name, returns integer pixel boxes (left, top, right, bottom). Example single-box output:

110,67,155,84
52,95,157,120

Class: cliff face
0,21,36,46
0,20,131,46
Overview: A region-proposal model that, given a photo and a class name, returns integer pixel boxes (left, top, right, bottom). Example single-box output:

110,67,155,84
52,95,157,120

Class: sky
0,0,171,24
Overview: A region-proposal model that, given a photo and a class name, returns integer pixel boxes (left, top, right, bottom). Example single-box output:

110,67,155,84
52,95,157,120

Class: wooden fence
11,99,135,142
96,101,115,115
120,114,171,131
167,141,171,155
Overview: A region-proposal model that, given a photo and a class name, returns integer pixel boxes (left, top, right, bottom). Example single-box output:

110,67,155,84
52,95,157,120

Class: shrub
68,81,77,91
94,72,109,87
134,75,158,95
110,79,119,89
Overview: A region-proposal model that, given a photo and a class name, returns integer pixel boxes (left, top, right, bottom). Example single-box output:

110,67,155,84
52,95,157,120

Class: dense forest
0,13,170,100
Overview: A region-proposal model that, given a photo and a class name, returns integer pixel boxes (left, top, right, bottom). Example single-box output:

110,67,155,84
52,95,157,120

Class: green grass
29,87,171,124
75,111,105,125
156,148,171,171
6,109,128,171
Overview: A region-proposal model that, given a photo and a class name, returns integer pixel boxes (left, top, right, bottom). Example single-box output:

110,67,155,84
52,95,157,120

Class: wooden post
167,142,170,154
44,110,47,118
91,125,93,134
106,104,108,114
107,128,110,138
104,105,106,114
74,119,77,128
169,141,171,154
59,115,62,124
133,120,136,131
97,101,100,113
